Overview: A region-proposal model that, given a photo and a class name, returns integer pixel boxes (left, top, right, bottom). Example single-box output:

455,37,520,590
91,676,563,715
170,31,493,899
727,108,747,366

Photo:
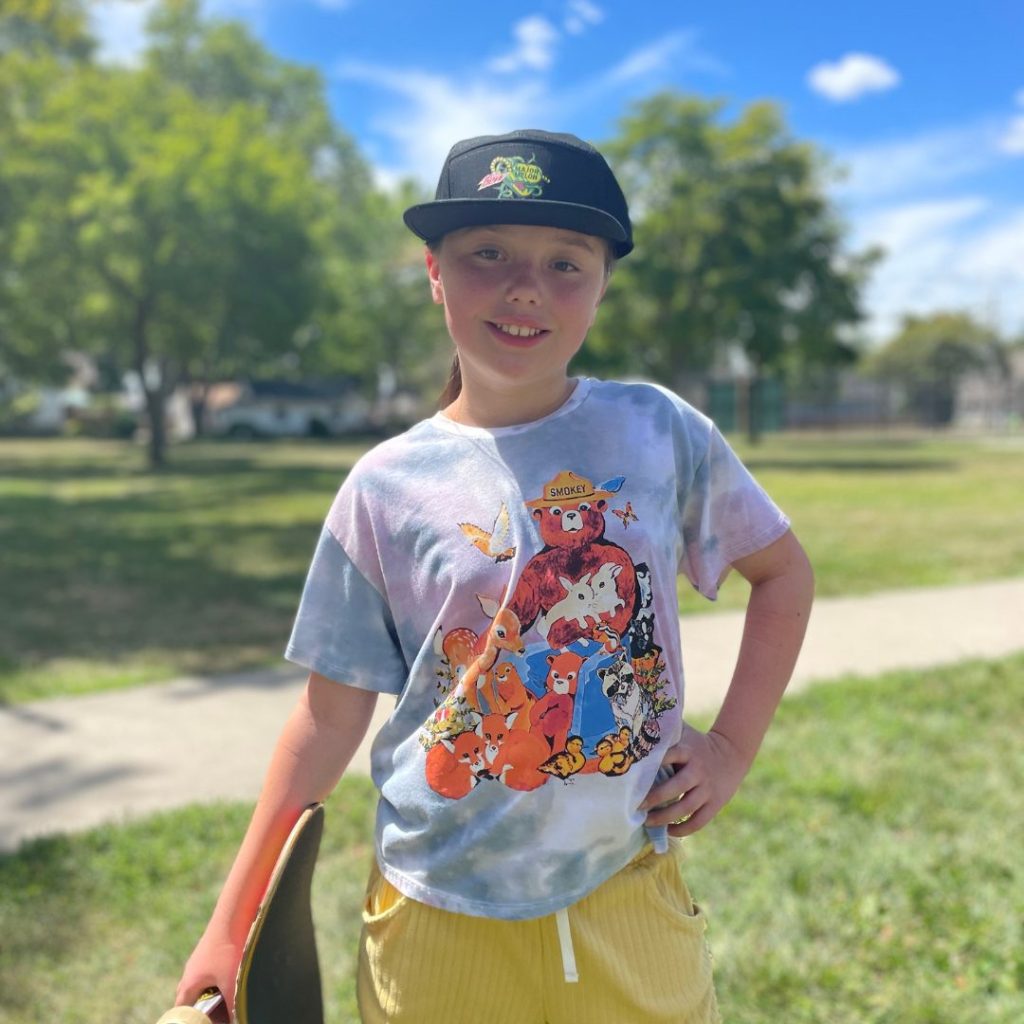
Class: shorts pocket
637,843,708,934
362,863,410,926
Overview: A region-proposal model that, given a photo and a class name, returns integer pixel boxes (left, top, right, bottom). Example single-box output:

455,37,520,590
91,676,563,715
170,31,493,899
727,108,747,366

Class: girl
175,129,814,1023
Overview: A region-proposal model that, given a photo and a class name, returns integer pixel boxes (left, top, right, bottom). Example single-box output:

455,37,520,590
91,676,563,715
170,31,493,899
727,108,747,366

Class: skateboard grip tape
234,803,325,1024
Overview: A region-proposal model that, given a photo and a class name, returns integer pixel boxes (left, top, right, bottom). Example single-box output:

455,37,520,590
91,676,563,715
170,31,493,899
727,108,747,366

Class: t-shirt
285,377,789,920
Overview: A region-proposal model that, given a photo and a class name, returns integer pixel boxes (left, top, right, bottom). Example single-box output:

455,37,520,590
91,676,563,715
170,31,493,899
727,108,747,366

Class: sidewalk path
2,578,1022,853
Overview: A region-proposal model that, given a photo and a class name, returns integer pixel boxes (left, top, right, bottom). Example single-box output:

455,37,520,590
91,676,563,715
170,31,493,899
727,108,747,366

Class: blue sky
90,0,1024,342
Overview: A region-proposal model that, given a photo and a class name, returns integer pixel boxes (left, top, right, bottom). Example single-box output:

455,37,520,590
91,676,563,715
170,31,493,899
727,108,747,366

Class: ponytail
438,352,462,408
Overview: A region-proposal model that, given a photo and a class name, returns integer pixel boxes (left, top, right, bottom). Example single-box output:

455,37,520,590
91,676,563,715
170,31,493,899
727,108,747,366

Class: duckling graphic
459,501,516,562
538,735,587,780
595,729,635,776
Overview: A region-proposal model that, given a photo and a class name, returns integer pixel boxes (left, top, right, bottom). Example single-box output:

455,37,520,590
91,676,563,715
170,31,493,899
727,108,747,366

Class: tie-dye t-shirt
285,377,789,920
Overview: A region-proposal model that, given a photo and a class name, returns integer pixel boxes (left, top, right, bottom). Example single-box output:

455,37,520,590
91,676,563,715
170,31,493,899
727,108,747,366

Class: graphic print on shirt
422,470,676,799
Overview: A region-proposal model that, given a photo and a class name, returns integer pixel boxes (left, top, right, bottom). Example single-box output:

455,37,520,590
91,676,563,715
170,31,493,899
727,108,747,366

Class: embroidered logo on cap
477,155,550,199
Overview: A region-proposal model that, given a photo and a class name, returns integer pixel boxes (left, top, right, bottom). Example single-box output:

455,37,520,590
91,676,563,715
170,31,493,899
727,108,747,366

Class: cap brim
403,199,633,258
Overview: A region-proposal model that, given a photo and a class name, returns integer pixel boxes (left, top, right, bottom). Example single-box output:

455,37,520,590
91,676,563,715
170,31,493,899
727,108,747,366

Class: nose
504,261,541,304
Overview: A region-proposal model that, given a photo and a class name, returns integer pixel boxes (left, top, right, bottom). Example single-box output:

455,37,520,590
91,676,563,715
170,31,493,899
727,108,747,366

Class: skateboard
156,803,326,1024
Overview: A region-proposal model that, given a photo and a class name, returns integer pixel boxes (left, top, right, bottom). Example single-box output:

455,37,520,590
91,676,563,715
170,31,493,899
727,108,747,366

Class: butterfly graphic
459,502,516,562
612,502,638,529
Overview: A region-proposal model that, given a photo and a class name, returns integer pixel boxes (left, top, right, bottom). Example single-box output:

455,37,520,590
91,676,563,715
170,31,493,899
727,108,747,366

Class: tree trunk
747,373,763,445
189,380,209,438
130,295,167,469
143,385,168,468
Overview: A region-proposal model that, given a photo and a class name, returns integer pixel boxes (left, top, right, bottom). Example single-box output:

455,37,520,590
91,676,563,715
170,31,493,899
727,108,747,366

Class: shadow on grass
0,459,349,690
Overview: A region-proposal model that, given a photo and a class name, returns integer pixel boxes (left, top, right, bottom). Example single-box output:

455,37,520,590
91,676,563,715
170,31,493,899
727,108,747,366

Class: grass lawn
2,432,1023,702
1,655,1021,1023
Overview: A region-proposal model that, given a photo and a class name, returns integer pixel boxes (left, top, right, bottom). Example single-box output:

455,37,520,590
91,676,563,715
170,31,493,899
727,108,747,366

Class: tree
587,93,878,434
1,0,396,464
0,0,94,383
309,179,451,422
8,63,324,466
867,312,1008,425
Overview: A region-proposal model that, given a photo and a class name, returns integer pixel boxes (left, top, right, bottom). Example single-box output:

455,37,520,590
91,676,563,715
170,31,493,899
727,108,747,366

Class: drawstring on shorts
555,906,579,983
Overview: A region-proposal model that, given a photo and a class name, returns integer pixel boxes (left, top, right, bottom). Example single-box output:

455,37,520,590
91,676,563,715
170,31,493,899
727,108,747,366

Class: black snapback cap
403,129,633,258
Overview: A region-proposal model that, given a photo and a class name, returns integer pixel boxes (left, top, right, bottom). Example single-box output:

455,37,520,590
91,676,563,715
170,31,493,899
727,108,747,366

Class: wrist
707,725,758,772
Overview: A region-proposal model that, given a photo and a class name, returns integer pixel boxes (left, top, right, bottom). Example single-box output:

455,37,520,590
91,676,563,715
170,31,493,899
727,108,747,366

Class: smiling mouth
490,322,546,339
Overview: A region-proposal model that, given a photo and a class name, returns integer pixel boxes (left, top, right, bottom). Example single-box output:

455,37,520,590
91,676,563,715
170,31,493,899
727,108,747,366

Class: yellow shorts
357,839,720,1024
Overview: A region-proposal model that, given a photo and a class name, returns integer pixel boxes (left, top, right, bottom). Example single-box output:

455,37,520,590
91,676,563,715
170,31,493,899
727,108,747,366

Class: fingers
641,758,703,812
667,803,716,837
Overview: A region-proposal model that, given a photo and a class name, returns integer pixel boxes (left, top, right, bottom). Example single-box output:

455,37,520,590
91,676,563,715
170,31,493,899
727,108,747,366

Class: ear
425,248,445,305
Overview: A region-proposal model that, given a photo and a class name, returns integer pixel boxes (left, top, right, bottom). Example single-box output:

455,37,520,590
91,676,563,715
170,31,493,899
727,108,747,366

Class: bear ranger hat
403,129,634,258
525,471,619,508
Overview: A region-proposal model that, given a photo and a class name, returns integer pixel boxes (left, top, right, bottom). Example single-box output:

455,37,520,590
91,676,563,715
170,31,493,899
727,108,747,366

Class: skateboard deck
157,803,325,1024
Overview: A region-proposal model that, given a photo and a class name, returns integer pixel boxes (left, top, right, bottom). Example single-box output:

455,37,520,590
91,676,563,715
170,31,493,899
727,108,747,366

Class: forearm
710,533,814,766
206,674,378,945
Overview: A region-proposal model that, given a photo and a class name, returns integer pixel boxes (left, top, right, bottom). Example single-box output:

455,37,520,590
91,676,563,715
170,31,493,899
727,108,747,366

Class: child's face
425,223,609,397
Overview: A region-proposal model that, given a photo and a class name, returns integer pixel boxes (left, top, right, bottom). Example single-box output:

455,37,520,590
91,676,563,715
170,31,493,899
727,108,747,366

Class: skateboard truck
156,804,326,1024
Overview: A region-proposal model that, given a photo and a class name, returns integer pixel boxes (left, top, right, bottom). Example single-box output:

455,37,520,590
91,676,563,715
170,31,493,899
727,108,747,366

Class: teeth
495,323,542,338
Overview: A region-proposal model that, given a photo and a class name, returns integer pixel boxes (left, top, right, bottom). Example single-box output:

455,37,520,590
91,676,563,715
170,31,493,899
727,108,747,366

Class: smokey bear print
421,469,676,800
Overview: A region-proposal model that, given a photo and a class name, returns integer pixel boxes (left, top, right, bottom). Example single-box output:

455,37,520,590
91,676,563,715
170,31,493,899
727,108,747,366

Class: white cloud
832,121,1006,202
808,52,900,103
89,0,271,64
489,15,560,73
335,62,545,186
564,0,603,35
999,116,1024,155
853,197,988,253
605,30,727,86
89,0,157,66
338,29,727,186
847,197,1024,340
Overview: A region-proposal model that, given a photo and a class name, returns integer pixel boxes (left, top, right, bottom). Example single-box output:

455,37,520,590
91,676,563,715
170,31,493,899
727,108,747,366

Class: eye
551,259,579,273
550,506,562,516
578,502,590,511
474,247,502,261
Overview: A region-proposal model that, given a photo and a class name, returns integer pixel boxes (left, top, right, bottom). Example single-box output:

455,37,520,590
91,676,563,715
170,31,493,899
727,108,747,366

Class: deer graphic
434,593,526,713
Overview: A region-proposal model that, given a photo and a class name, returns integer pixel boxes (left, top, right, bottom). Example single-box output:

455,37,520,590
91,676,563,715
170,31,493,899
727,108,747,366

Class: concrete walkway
2,578,1022,853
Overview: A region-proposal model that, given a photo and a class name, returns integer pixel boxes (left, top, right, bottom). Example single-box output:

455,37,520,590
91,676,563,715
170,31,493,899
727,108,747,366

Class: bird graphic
612,501,638,529
597,476,626,494
459,502,516,562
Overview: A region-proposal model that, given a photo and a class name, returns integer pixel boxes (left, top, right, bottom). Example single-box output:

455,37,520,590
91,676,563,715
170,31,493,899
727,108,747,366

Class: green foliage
587,93,879,388
867,312,1008,424
0,0,93,61
0,0,384,466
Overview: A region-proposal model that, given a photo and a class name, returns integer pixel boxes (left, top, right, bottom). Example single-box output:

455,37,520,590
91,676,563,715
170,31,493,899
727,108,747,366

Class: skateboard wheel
155,1007,213,1024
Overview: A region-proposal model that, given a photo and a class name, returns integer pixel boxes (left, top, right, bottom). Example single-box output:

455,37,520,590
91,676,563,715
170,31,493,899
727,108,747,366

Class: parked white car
207,380,372,438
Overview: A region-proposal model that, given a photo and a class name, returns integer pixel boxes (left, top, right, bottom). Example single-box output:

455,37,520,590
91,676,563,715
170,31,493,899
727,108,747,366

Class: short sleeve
285,525,409,695
678,425,790,600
